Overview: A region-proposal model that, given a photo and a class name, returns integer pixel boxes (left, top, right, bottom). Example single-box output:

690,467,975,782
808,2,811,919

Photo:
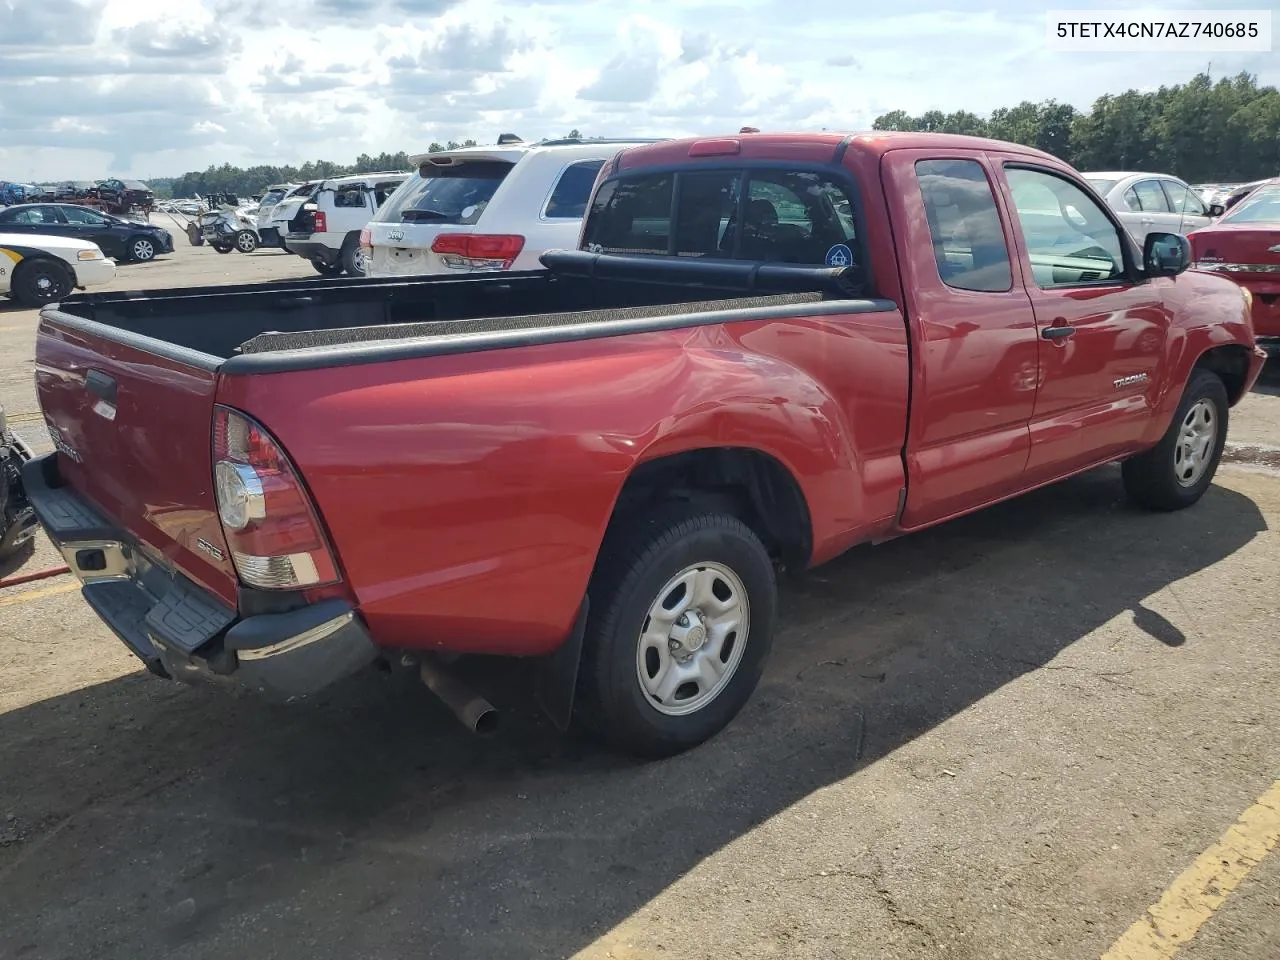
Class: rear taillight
359,226,371,248
312,210,328,233
430,233,524,271
212,405,339,590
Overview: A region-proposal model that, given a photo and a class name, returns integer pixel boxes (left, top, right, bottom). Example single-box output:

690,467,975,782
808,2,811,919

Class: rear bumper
283,237,338,265
21,452,379,701
1247,289,1280,339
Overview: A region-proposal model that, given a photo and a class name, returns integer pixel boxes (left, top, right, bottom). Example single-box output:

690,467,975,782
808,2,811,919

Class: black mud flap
535,598,589,733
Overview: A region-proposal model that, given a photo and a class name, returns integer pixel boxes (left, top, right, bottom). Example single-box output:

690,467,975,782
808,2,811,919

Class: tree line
155,72,1279,198
873,71,1279,183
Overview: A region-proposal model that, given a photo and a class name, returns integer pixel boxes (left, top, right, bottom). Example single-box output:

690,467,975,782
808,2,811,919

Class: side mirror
1144,231,1191,277
1209,203,1225,217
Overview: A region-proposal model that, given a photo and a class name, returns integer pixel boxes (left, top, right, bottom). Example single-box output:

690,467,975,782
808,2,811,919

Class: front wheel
311,259,344,277
575,507,777,758
211,242,233,254
1122,368,1229,511
234,230,258,254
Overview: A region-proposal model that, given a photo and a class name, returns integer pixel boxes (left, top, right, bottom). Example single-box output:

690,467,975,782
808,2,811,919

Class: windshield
1085,178,1118,196
260,189,287,207
1221,183,1280,224
377,160,513,225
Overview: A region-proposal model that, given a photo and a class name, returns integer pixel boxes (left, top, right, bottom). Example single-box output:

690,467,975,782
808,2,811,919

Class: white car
0,232,116,307
277,172,411,276
363,135,661,278
1082,171,1222,243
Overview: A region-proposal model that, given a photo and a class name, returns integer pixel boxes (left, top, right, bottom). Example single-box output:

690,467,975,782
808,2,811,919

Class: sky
0,0,1276,182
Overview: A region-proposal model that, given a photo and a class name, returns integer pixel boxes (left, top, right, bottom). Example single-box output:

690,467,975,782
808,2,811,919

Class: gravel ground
1,237,1277,960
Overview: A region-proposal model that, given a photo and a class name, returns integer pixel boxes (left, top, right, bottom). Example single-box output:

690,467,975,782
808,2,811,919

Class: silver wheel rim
237,232,255,252
133,239,153,259
1175,398,1217,487
635,561,750,717
352,246,367,274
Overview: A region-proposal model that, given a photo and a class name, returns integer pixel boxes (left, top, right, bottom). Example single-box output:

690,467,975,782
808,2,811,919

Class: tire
1122,368,1229,511
340,234,366,276
576,505,777,758
128,236,157,262
311,259,343,277
234,230,258,254
211,243,233,254
10,259,74,308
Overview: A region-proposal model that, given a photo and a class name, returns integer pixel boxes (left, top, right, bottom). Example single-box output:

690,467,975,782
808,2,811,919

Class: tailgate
34,316,238,605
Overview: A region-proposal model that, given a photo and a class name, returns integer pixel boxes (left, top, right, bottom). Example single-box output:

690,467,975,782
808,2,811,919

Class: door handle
1042,324,1075,340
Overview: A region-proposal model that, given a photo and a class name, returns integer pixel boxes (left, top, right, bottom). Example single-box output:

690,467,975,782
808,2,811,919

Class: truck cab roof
611,131,1060,173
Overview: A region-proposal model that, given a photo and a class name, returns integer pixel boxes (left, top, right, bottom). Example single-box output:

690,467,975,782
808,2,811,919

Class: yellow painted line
0,580,78,607
1101,779,1280,960
0,247,22,264
3,411,43,425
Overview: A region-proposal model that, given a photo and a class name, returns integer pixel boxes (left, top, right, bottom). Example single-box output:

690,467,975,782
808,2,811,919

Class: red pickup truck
23,132,1265,758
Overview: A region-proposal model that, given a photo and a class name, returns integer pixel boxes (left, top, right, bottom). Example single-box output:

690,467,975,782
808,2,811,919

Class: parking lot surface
1,238,1278,960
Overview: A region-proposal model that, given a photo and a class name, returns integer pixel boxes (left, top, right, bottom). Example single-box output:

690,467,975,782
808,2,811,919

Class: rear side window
582,167,859,268
377,161,514,226
544,160,606,219
915,159,1012,293
332,185,367,208
1133,180,1171,212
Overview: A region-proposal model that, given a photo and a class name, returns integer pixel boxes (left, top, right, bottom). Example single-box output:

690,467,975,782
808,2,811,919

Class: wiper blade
402,209,450,221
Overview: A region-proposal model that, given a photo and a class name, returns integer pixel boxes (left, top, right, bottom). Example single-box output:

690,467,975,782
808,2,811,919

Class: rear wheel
10,259,74,307
575,506,777,758
311,259,343,277
340,235,366,276
211,242,233,254
1122,368,1229,511
234,230,258,254
128,236,157,262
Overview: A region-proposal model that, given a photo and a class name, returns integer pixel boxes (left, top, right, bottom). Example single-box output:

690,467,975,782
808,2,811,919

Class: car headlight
77,249,103,261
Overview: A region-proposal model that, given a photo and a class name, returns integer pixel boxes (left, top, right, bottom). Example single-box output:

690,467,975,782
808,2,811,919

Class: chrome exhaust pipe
419,657,499,735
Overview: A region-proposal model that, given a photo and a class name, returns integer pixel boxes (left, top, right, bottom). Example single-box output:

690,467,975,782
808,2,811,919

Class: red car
22,132,1265,757
1188,178,1280,342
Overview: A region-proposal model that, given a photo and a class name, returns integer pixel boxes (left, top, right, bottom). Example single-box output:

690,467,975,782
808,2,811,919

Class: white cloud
0,0,1275,181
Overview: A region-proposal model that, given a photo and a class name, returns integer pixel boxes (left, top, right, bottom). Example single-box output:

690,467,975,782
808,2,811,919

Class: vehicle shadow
0,466,1267,959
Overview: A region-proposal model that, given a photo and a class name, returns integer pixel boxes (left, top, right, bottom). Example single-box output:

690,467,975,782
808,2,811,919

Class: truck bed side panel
215,307,909,656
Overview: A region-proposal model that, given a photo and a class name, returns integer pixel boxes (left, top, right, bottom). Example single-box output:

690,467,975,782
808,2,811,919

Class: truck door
994,160,1170,479
883,150,1040,529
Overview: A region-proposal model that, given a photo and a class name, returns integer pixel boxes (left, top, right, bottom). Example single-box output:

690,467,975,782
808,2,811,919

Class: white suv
280,172,410,276
363,136,661,277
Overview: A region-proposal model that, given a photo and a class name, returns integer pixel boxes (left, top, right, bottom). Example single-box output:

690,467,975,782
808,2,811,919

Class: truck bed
44,252,866,368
